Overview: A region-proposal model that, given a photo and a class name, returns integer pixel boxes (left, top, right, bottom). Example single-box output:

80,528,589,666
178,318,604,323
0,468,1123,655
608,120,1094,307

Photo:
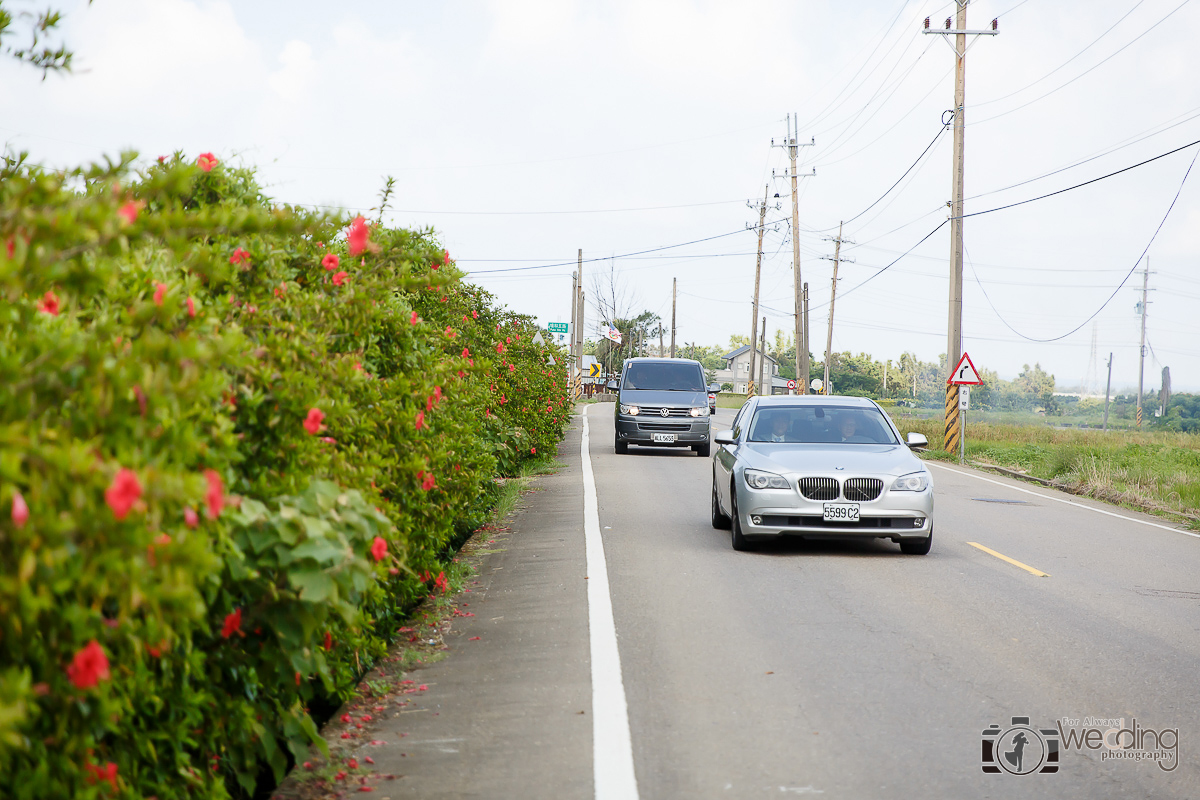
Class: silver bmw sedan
711,395,934,554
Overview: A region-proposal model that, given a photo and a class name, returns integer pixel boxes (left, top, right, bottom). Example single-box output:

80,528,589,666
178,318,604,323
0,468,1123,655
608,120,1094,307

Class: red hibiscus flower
433,386,442,401
332,270,349,287
38,291,60,316
410,311,419,325
415,411,425,430
495,343,504,354
221,608,243,639
324,631,333,650
461,347,470,358
85,761,119,791
434,571,449,593
66,640,111,689
472,310,479,319
421,472,436,491
11,492,29,528
184,507,199,528
119,200,142,224
153,283,167,306
303,407,325,435
196,152,219,172
204,469,225,519
444,326,455,338
371,536,387,561
347,215,370,256
186,297,196,318
105,468,142,520
322,253,340,271
229,247,251,266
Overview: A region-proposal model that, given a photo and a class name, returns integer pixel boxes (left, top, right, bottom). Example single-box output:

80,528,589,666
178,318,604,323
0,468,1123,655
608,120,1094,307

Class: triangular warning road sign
531,331,545,345
948,352,983,385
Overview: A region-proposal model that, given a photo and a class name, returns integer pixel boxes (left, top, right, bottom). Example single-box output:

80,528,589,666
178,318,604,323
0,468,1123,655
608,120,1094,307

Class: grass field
893,415,1200,527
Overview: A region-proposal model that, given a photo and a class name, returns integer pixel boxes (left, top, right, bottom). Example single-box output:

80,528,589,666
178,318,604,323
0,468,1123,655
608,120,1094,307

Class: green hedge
0,151,571,798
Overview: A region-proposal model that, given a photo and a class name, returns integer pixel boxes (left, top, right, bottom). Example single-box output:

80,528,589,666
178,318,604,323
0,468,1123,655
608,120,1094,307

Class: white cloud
267,41,316,102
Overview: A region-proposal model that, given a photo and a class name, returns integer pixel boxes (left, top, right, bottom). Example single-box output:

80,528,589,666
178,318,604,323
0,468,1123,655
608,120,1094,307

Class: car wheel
730,487,753,551
693,441,711,457
899,527,933,555
711,477,731,530
614,435,628,455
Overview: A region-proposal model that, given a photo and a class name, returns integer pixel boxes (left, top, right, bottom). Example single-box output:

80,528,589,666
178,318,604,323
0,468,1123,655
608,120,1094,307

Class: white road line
581,408,640,799
928,461,1200,540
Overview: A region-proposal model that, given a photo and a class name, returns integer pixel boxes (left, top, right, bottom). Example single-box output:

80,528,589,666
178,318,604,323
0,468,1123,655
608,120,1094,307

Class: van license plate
652,433,676,443
822,503,860,522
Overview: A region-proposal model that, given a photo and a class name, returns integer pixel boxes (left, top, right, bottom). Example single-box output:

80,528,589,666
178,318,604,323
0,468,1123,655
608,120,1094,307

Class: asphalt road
589,403,1200,798
363,403,1200,799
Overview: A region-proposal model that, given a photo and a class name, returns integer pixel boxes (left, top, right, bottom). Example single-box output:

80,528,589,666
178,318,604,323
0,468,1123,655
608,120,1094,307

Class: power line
966,147,1199,343
971,0,1193,127
809,219,949,313
463,219,791,275
973,0,1150,109
957,137,1200,219
840,123,948,226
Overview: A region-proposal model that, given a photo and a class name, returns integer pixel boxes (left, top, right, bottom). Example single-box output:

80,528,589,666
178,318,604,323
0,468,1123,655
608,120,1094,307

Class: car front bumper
736,485,934,541
615,416,711,446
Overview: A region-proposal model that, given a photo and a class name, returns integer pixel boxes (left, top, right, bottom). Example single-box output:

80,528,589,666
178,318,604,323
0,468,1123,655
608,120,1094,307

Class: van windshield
624,363,705,391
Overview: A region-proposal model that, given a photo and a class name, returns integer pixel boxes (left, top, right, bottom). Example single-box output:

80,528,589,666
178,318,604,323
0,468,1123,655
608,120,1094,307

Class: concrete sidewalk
338,420,593,799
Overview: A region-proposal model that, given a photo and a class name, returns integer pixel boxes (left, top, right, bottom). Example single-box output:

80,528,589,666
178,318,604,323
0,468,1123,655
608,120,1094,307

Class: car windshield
747,405,899,445
623,363,705,391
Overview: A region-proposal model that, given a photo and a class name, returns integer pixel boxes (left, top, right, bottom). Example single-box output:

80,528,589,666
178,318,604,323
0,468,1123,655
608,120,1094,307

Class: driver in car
837,414,858,442
767,415,791,443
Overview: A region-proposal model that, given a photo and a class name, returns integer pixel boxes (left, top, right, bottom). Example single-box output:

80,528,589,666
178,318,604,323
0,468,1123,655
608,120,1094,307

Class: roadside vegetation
0,151,571,799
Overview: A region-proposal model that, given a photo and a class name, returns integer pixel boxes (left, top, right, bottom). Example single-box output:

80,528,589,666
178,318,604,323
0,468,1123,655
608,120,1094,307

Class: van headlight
891,472,929,492
744,469,790,490
620,403,640,416
689,407,708,417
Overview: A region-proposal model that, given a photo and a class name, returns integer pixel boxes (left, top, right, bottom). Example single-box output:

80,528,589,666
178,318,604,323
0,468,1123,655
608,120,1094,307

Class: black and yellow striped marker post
944,383,960,456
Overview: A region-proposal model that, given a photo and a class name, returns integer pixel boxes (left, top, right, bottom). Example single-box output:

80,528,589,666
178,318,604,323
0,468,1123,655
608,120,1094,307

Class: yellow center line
967,542,1051,578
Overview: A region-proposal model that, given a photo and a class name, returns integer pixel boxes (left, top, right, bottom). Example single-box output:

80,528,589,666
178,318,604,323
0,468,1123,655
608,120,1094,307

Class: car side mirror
905,432,928,448
606,380,619,391
707,383,721,393
714,429,737,445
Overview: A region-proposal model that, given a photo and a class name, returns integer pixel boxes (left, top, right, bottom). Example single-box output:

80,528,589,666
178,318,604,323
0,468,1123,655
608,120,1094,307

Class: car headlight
744,469,790,490
689,406,708,417
891,471,929,492
620,404,640,416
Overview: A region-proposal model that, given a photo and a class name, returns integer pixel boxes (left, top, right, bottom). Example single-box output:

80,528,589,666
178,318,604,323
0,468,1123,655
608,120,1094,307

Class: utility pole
773,115,815,393
569,269,578,388
670,278,677,358
883,360,889,397
658,323,664,357
575,249,585,398
1103,352,1113,431
802,283,809,394
758,319,768,397
747,184,770,395
1137,258,1151,427
821,222,854,398
924,5,997,439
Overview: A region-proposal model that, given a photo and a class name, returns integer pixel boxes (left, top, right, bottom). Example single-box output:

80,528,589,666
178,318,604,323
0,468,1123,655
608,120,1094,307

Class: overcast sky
5,0,1199,391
